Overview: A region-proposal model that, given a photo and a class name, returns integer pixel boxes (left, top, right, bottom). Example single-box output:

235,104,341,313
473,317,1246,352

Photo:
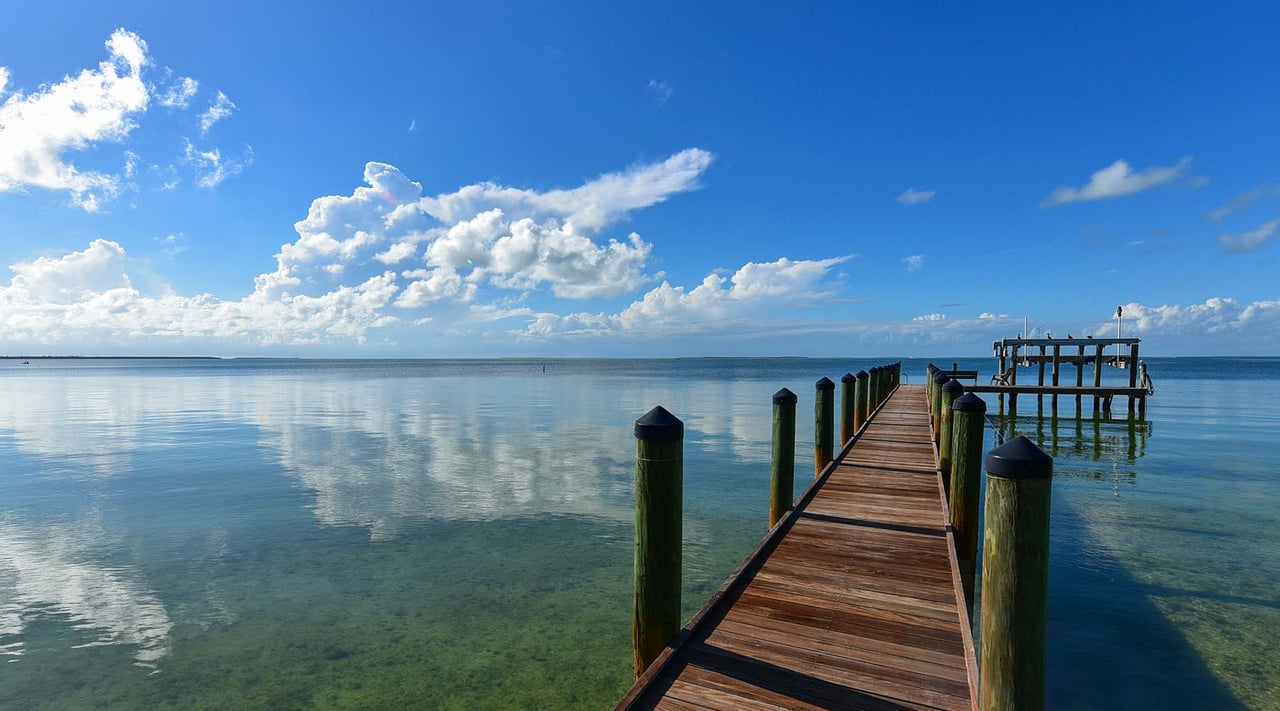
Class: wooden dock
619,384,979,710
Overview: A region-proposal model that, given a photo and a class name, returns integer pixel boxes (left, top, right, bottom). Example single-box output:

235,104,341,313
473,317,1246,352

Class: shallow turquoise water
0,357,1276,708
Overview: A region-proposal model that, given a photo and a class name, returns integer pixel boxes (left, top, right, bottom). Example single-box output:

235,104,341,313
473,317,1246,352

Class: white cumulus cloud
1093,297,1280,337
520,256,850,338
1042,158,1190,207
0,29,150,210
0,240,400,347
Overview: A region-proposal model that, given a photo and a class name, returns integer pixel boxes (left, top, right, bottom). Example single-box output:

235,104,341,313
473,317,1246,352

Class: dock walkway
620,384,978,710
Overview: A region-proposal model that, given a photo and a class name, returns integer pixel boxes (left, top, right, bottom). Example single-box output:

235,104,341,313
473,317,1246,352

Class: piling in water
948,392,986,610
938,379,964,500
840,373,856,445
931,371,948,442
980,436,1053,711
770,389,797,529
855,370,870,431
632,406,684,678
814,377,835,477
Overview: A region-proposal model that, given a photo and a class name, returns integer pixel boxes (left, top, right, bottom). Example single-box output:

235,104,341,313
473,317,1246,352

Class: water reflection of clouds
0,371,833,538
0,373,646,540
0,518,172,667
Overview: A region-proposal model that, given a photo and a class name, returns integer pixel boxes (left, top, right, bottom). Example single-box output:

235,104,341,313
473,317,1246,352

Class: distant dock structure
962,335,1154,419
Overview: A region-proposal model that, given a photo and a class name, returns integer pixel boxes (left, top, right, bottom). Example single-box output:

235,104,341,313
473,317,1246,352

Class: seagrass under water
0,357,1276,709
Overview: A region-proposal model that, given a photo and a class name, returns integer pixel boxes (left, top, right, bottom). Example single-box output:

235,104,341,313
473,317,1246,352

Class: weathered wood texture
620,386,978,710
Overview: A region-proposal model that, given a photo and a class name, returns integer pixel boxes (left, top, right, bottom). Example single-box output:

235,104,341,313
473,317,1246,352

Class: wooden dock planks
619,385,978,711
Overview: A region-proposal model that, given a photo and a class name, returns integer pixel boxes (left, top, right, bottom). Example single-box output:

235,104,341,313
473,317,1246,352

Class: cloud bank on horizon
1,23,1277,355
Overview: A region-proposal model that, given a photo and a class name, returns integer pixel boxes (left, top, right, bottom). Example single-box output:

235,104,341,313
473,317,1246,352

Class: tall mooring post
855,370,870,430
980,436,1054,711
814,377,835,477
770,388,797,529
937,379,964,500
948,392,986,610
931,371,948,443
840,373,856,445
632,406,684,679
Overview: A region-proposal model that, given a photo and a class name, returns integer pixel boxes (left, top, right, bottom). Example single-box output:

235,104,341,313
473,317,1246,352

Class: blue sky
1,2,1278,356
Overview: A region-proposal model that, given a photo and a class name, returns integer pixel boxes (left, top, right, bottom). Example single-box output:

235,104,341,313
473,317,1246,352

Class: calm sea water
0,357,1276,709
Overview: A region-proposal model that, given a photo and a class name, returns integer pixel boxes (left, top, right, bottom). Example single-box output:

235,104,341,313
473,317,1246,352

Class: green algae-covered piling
840,373,856,445
814,377,835,477
980,436,1054,711
938,378,964,500
632,406,684,679
770,388,797,529
949,392,986,610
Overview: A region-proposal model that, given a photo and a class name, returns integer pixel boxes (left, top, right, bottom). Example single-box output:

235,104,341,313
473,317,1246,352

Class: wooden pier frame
990,337,1148,418
620,381,980,710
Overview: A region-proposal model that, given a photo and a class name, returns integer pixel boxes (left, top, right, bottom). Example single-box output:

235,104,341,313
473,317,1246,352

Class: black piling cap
985,435,1053,480
635,405,684,441
816,376,835,391
943,378,964,394
856,369,869,379
841,372,855,383
773,387,797,405
932,371,949,385
952,392,987,413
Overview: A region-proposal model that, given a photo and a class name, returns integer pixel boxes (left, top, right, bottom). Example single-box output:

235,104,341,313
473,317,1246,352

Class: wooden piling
949,392,986,610
1128,343,1140,414
1138,362,1148,419
840,373,856,444
770,388,797,529
814,377,835,477
980,436,1054,711
1037,345,1046,407
855,369,870,430
1093,344,1104,414
931,371,948,442
938,379,964,500
632,406,684,679
1050,344,1061,415
998,348,1007,410
1076,344,1085,414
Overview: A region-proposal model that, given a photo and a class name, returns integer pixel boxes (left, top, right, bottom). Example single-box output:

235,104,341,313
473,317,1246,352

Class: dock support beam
770,389,797,529
814,377,835,477
980,436,1054,711
949,392,986,610
633,406,684,679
